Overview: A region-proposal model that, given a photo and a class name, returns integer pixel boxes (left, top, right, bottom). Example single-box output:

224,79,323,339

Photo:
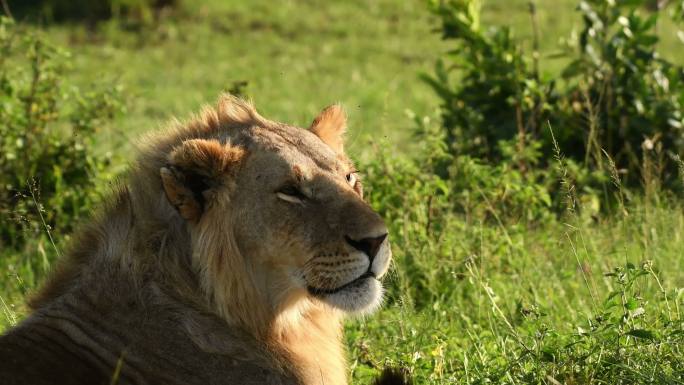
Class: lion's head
143,95,390,333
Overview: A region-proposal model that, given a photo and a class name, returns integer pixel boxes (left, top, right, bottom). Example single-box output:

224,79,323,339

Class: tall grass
347,129,684,383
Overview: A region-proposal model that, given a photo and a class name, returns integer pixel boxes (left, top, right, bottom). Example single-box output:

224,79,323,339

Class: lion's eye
277,185,307,203
345,172,357,187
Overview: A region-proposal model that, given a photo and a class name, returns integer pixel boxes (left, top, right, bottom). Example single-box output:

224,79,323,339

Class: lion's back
0,322,109,385
0,296,299,385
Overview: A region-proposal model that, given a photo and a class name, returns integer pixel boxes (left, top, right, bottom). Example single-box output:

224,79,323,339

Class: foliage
352,128,684,384
0,16,123,252
426,0,684,199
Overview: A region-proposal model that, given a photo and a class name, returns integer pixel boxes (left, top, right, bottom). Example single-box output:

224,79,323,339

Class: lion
0,95,397,385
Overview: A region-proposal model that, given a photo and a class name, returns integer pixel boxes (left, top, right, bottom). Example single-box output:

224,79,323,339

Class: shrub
0,16,123,252
426,0,684,199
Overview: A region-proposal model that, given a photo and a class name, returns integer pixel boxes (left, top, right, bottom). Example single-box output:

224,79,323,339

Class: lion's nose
345,233,388,261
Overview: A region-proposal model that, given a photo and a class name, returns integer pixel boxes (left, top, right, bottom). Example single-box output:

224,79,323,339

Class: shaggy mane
29,95,268,311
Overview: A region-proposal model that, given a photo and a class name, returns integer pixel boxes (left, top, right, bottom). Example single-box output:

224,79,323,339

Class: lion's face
231,124,391,314
159,99,391,316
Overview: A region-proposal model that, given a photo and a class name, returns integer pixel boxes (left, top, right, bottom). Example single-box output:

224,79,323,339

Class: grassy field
18,0,684,151
2,0,684,384
43,0,447,158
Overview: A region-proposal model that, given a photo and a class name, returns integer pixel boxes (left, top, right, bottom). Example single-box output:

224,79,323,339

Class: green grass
347,187,684,383
27,0,684,154
2,0,684,384
40,0,447,159
341,125,684,382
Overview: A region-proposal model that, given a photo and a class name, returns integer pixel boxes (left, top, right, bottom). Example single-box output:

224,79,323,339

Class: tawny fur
1,94,392,385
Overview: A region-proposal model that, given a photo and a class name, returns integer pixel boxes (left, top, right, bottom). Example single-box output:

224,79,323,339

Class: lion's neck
270,305,347,385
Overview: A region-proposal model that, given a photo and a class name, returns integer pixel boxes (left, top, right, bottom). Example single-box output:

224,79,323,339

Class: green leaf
625,298,639,310
637,35,659,46
561,59,585,79
627,329,656,340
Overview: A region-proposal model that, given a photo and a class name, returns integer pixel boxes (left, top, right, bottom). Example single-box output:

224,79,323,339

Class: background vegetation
1,0,683,384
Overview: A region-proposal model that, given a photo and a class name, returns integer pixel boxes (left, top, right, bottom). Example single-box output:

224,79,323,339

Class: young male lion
0,95,400,385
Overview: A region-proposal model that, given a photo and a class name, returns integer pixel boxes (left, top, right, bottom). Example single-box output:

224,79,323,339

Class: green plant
0,16,123,252
426,0,684,203
424,0,555,164
563,0,684,185
351,115,684,383
352,124,684,382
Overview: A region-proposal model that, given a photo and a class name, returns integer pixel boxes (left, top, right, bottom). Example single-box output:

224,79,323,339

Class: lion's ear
160,139,246,222
309,104,347,153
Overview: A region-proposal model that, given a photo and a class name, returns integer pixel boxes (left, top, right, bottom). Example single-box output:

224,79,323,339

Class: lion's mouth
307,271,376,296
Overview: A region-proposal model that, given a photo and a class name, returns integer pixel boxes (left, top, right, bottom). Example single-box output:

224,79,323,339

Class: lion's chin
314,277,384,315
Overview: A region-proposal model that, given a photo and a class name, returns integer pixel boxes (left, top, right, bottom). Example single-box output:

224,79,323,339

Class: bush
0,16,123,252
425,0,684,201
